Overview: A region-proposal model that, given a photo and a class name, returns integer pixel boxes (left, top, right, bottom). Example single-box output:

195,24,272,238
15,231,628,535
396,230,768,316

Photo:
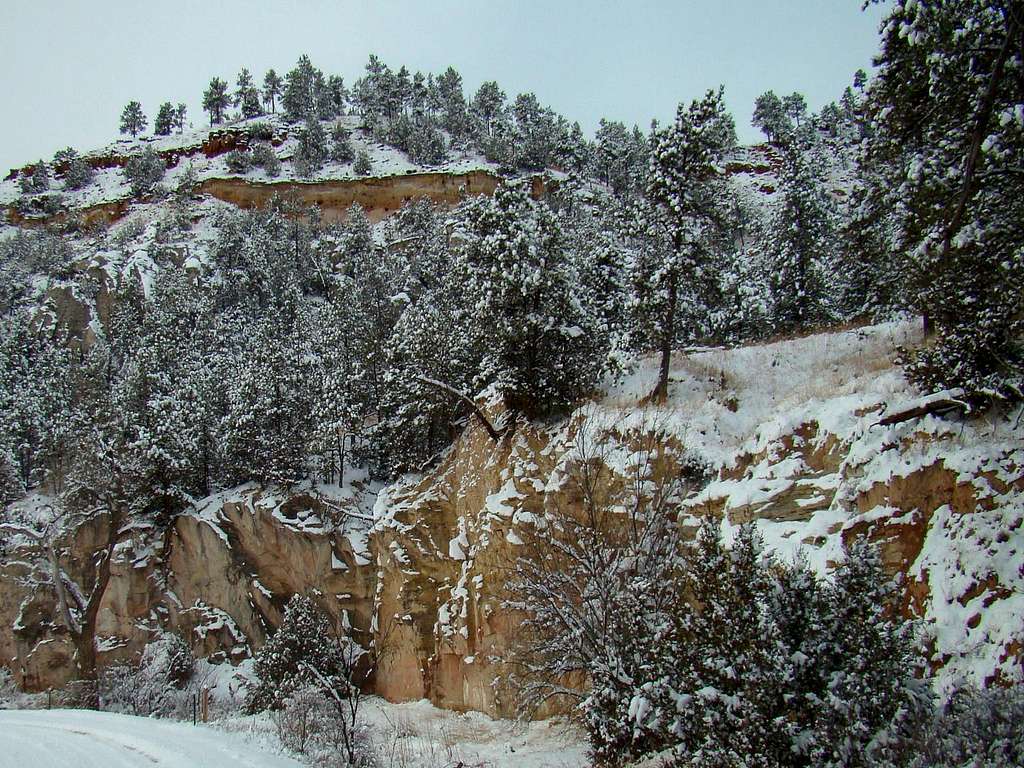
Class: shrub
99,633,196,717
252,143,281,177
123,147,166,196
53,147,95,191
247,121,274,141
353,151,372,176
225,149,253,174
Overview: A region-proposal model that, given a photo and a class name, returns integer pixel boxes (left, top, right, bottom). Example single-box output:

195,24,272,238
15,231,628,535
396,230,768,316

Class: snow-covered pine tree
201,77,230,125
763,145,835,332
294,116,328,177
865,0,1024,400
330,122,355,164
456,180,602,413
282,54,330,123
658,520,786,767
119,101,147,137
173,103,187,133
262,69,282,114
246,594,346,712
122,147,166,196
432,66,469,140
470,80,506,143
595,119,638,194
637,87,736,401
752,90,792,145
153,102,175,136
20,160,50,194
234,67,262,118
353,150,372,176
810,540,929,768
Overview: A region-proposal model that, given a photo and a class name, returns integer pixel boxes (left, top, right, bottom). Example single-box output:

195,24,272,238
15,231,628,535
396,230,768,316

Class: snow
0,708,303,767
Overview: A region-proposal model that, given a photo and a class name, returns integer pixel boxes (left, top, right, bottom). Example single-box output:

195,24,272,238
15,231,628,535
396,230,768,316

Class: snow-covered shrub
123,147,166,196
99,633,196,717
53,147,94,190
353,151,372,176
225,149,253,174
331,123,355,164
252,142,281,177
908,685,1024,768
19,161,49,194
246,121,274,141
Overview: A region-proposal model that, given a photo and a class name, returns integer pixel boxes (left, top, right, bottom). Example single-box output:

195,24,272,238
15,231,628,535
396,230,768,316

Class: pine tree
810,540,929,768
294,116,328,177
752,90,792,145
122,147,165,196
154,102,175,136
865,0,1024,400
638,87,736,401
173,103,187,133
245,594,345,712
20,160,50,194
763,146,835,332
330,122,355,164
353,150,372,176
262,69,282,113
202,77,230,125
282,54,329,123
456,181,602,412
119,101,147,137
470,80,506,141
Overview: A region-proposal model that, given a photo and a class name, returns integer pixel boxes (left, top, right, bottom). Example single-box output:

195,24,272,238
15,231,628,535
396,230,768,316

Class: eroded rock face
2,390,1022,707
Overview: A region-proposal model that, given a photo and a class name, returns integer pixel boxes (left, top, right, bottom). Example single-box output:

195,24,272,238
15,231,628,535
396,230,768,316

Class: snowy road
0,709,303,767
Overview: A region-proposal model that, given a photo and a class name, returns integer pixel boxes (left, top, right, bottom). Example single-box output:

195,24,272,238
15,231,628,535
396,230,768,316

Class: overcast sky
0,1,888,175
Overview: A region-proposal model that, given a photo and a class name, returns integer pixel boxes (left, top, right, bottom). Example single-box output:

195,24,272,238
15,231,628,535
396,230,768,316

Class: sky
0,1,888,175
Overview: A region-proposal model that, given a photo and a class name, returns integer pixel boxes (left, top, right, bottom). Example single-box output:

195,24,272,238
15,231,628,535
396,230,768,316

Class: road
0,708,303,767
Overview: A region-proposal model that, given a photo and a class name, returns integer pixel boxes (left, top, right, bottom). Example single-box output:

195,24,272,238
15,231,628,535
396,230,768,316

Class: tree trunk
655,267,678,403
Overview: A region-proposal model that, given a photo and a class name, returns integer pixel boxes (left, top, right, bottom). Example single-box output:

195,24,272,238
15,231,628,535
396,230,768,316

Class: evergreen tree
173,103,187,133
763,146,835,332
330,122,355,164
866,0,1024,400
809,540,929,768
123,148,166,196
262,68,282,114
637,87,736,401
53,147,94,191
456,181,602,412
752,90,792,145
19,160,50,194
202,77,230,125
353,150,372,176
282,54,331,122
154,102,175,136
294,116,328,177
470,80,506,141
245,594,346,712
119,101,147,137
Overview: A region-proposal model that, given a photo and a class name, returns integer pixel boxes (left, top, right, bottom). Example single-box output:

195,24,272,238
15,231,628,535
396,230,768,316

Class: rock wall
2,384,1022,708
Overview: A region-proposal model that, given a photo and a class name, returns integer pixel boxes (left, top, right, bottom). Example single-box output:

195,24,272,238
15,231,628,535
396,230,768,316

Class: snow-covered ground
0,708,303,767
0,697,587,768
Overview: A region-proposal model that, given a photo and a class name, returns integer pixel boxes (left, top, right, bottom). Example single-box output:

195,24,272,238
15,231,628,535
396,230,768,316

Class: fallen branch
875,390,971,428
414,375,502,440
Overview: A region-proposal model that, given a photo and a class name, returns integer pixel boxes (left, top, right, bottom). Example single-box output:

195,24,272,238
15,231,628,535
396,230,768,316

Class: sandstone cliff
2,321,1021,708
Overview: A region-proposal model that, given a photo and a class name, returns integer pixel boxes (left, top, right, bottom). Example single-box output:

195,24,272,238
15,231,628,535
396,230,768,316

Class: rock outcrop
2,324,1022,709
